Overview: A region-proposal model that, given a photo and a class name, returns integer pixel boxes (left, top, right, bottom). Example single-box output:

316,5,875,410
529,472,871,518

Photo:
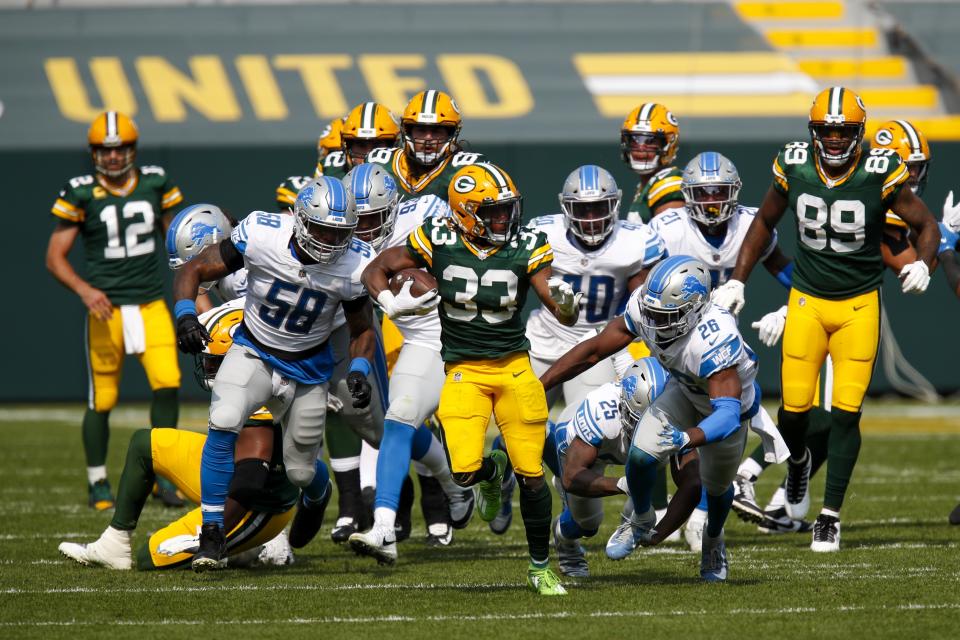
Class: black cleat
950,502,960,526
153,477,186,508
191,523,226,572
289,482,332,549
331,517,360,544
757,507,812,534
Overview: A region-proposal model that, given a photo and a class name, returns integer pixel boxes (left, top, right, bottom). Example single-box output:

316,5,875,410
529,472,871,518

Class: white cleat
58,527,132,570
257,530,295,566
657,507,681,543
349,525,398,566
810,514,841,552
700,530,728,582
683,507,707,553
605,507,656,560
448,489,475,530
784,449,812,520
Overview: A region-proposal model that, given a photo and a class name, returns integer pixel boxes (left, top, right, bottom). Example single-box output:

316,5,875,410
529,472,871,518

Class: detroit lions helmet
559,164,621,247
619,357,670,431
166,203,232,270
344,163,399,250
293,176,358,264
681,152,742,229
632,255,710,346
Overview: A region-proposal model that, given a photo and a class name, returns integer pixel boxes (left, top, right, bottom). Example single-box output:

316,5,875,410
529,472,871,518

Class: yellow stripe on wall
573,52,803,76
735,1,845,21
797,57,907,80
765,28,878,48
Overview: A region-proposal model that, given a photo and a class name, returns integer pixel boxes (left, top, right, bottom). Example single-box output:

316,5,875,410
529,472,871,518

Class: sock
768,486,786,510
332,467,362,520
778,407,811,459
199,428,237,527
303,459,331,504
705,485,734,538
824,408,862,511
738,457,763,481
326,415,362,460
110,430,155,531
359,439,379,492
87,466,107,485
374,419,416,511
373,505,397,532
820,507,840,519
697,487,709,511
418,474,449,527
82,409,110,467
518,478,551,568
651,465,668,510
414,431,461,498
808,407,832,476
149,388,179,428
558,507,584,540
625,447,659,513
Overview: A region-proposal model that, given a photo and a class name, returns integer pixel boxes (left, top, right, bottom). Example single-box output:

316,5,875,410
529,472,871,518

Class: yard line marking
1,603,959,626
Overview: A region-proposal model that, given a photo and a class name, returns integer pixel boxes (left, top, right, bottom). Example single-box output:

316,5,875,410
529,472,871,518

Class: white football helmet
166,203,232,270
681,152,742,229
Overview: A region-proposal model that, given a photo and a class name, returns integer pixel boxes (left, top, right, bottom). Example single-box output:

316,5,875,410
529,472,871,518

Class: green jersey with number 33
51,167,184,305
406,215,554,362
772,142,909,299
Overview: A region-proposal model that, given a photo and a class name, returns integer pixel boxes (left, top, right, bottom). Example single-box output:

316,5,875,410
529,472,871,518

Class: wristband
348,357,371,377
774,262,793,289
174,299,197,320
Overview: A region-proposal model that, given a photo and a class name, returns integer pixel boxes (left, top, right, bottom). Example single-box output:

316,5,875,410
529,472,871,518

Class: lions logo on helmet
808,87,867,167
401,89,463,167
167,203,232,270
871,119,931,195
447,163,522,246
88,111,139,178
293,177,358,264
619,357,670,431
634,255,711,345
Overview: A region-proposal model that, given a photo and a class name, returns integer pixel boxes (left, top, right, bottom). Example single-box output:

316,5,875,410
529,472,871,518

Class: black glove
346,371,372,409
176,314,211,354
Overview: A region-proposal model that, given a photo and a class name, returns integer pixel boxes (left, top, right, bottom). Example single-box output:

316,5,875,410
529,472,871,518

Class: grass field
1,402,959,639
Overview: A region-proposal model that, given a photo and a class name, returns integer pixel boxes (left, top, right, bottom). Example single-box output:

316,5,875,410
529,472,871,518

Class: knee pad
93,388,119,413
228,458,270,508
384,394,419,426
209,404,245,433
516,473,545,495
286,466,316,488
451,471,476,488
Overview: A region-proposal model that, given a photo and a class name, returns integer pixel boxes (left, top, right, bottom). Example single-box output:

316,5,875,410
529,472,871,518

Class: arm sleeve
526,232,554,275
698,333,745,378
696,397,742,443
229,215,254,254
572,400,605,448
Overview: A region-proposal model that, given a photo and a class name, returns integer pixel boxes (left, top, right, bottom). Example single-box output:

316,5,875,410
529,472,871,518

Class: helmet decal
681,275,708,300
190,222,221,245
453,175,477,193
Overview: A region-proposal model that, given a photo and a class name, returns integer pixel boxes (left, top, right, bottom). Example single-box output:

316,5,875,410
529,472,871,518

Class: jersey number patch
100,201,156,260
796,194,865,253
561,274,615,323
259,280,327,335
441,265,518,324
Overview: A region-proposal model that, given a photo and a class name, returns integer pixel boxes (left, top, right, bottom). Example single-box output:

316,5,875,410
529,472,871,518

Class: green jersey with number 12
406,216,553,362
772,142,909,299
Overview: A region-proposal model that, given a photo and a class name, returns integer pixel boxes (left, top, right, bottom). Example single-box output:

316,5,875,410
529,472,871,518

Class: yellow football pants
381,316,404,375
86,298,180,412
782,288,880,414
142,429,293,570
437,352,549,478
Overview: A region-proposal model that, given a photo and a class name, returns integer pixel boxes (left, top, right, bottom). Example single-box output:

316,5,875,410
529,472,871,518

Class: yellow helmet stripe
638,102,655,124
362,102,376,130
895,119,921,155
829,86,844,119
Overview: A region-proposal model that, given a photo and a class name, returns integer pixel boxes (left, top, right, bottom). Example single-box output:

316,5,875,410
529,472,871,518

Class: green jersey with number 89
772,142,909,299
51,167,184,305
406,215,553,362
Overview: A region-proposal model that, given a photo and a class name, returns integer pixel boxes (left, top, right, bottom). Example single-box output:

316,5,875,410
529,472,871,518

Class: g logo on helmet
874,128,894,146
453,175,476,194
680,275,707,301
666,111,678,127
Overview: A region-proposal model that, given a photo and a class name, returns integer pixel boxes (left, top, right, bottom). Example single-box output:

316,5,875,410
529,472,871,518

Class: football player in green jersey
366,89,483,200
620,102,685,224
362,162,579,595
715,87,940,551
46,111,185,511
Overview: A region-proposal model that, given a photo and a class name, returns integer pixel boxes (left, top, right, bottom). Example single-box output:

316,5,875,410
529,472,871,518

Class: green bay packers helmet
195,301,243,391
88,111,138,177
448,163,521,246
621,103,680,175
401,89,462,167
809,87,867,167
872,119,930,195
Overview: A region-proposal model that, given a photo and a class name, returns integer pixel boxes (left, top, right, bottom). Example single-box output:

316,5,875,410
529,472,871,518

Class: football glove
547,277,582,317
346,371,372,409
711,279,745,315
376,280,440,319
657,423,691,456
616,476,630,496
176,314,211,354
899,260,930,295
750,305,787,347
943,190,960,233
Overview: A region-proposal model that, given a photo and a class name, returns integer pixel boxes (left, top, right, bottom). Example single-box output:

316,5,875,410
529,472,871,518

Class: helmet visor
811,123,861,162
564,200,616,246
194,353,224,392
92,145,135,177
475,200,521,245
355,206,393,249
296,213,356,263
683,183,738,225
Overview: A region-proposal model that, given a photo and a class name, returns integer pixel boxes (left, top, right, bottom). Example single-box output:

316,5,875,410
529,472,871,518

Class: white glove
547,277,583,317
711,279,746,315
157,534,199,557
899,260,930,295
616,476,630,496
376,280,439,319
943,190,960,233
750,305,787,347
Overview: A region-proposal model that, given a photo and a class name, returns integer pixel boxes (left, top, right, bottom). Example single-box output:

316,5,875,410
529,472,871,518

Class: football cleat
191,523,227,573
331,516,360,544
448,489,475,530
811,513,841,552
683,507,707,553
152,477,186,508
349,525,398,566
605,507,656,560
757,507,812,534
489,471,516,535
527,565,568,596
425,522,453,547
88,479,115,511
257,531,295,566
475,450,507,522
950,502,960,526
785,449,812,519
289,482,332,549
553,517,589,578
58,527,132,570
700,530,728,582
732,473,764,524
657,507,681,543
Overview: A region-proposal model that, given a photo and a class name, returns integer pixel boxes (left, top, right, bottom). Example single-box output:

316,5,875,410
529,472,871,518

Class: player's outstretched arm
173,240,238,304
683,366,743,450
531,267,579,327
562,438,622,498
893,187,940,291
539,316,634,391
46,221,113,321
645,452,701,546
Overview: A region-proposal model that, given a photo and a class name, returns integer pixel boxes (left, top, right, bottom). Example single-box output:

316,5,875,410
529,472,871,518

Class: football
389,268,438,297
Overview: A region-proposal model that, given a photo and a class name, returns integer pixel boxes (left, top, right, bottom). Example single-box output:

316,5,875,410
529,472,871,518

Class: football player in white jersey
172,176,380,571
541,256,788,582
344,164,475,564
549,358,701,577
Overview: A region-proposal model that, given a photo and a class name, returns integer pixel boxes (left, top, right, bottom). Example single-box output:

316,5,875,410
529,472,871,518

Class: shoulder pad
652,166,679,181
324,151,346,168
450,151,483,168
139,165,167,176
65,174,95,191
